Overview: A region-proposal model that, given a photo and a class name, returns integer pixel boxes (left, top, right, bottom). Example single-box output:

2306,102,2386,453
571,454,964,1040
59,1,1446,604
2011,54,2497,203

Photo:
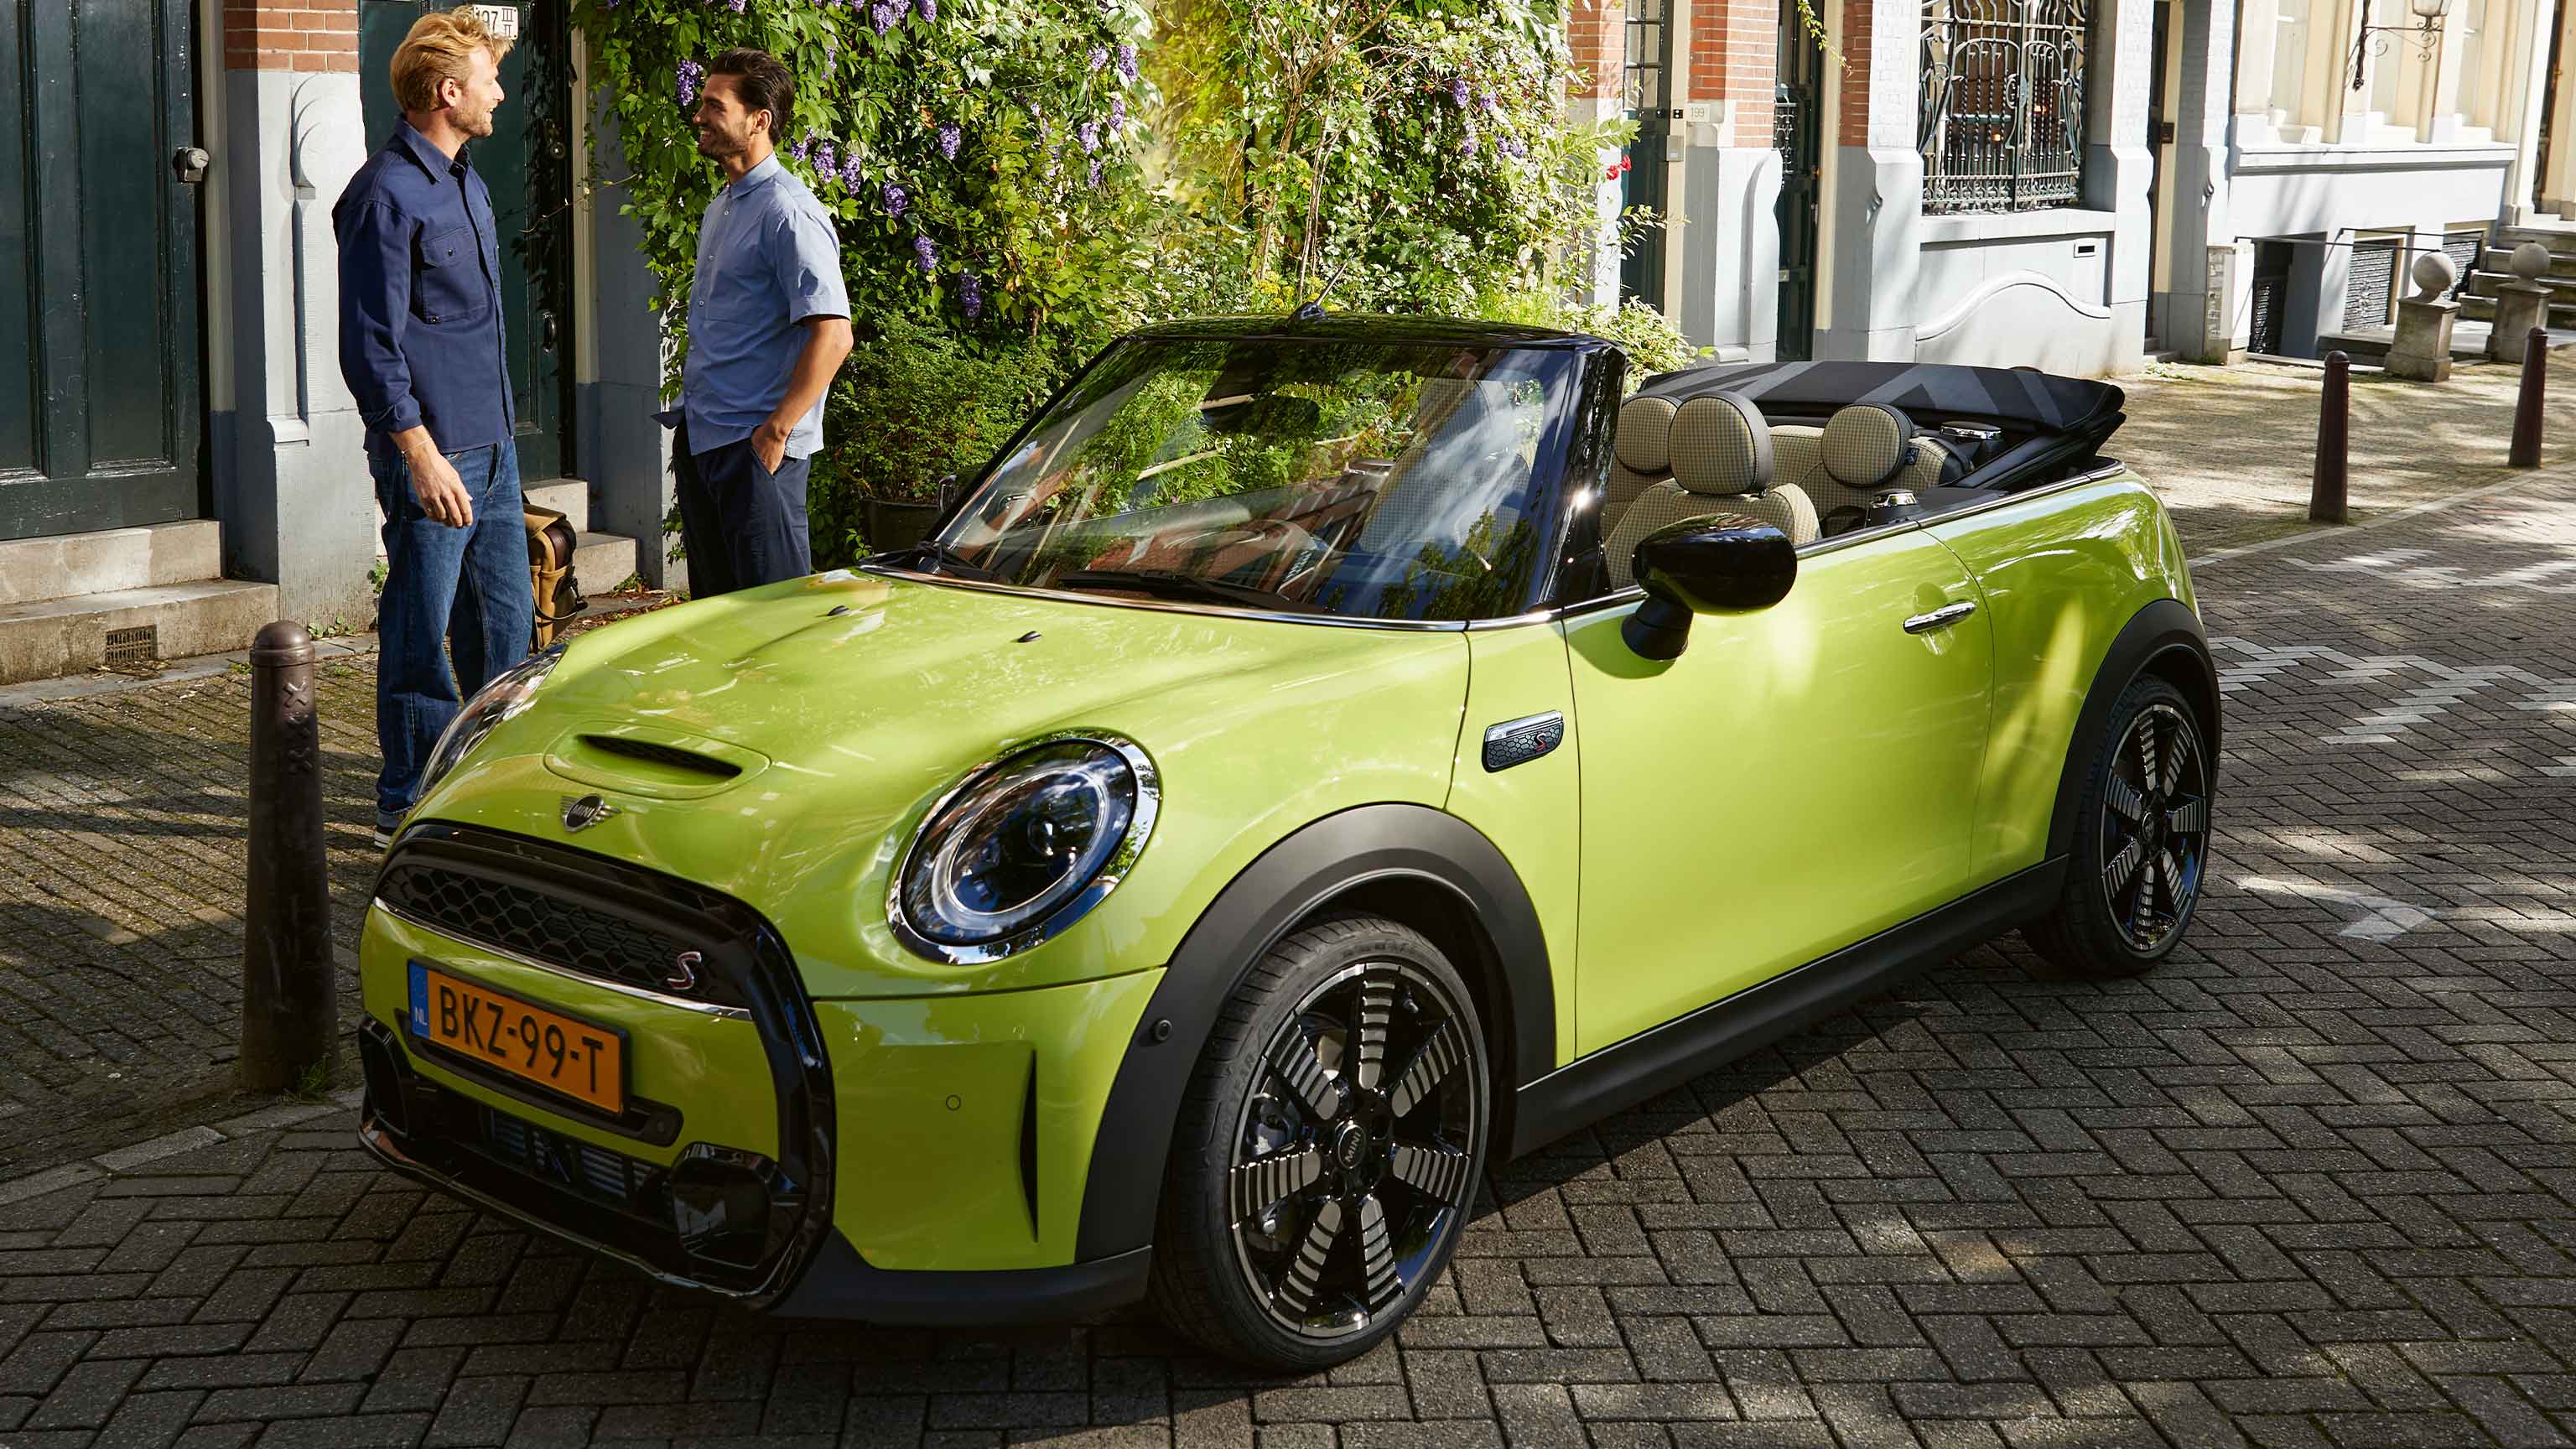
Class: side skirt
1505,859,2066,1159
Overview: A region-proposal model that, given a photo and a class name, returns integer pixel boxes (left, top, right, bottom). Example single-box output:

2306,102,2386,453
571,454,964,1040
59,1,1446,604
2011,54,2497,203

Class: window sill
1919,207,2119,245
2232,139,2516,174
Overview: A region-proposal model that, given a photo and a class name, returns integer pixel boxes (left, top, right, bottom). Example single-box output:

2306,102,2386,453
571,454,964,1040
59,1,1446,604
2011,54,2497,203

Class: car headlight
891,736,1160,963
415,644,567,802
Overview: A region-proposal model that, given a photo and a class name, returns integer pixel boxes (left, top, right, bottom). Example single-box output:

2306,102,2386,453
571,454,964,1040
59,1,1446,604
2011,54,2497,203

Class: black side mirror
1622,517,1797,660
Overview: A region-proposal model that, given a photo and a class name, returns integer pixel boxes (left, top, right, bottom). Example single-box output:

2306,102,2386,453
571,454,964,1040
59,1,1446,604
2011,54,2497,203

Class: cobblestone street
1,366,2573,1445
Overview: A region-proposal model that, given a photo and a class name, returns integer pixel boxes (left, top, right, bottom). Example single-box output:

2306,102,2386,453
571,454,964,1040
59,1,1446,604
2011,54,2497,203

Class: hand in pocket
408,449,476,528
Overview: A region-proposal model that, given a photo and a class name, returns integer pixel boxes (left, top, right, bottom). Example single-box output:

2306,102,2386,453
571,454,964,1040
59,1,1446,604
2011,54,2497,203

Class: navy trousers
673,423,814,596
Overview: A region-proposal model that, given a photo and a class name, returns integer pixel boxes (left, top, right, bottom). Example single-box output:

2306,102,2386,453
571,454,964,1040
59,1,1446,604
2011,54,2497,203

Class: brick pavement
2,431,2574,1446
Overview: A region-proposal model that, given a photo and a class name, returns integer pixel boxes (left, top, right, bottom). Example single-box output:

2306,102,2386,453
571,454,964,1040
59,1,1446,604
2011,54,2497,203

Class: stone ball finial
2511,241,2551,283
2412,251,2459,301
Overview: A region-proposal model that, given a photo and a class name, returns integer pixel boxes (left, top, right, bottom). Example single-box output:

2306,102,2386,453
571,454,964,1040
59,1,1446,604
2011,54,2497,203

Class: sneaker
372,812,405,851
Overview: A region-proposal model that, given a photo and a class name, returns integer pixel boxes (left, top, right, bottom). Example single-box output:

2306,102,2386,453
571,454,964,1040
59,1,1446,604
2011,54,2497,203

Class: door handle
1903,600,1977,634
172,147,210,184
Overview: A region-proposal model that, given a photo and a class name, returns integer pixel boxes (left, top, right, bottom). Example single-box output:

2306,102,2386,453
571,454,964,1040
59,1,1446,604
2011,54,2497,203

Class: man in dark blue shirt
334,6,532,849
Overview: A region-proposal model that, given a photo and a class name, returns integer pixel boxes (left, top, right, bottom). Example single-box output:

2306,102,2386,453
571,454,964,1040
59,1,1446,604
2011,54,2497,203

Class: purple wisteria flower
957,270,984,319
1076,120,1099,153
840,153,866,189
1108,95,1126,135
1503,136,1527,158
937,122,963,159
1088,44,1108,71
1477,91,1498,112
1449,77,1471,108
882,180,908,216
1088,158,1103,188
677,59,706,107
870,0,899,32
914,236,939,273
814,139,839,176
1116,42,1138,84
917,0,937,18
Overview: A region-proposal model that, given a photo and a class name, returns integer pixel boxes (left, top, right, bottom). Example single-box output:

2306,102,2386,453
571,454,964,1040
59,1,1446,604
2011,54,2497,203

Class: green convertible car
359,314,2218,1368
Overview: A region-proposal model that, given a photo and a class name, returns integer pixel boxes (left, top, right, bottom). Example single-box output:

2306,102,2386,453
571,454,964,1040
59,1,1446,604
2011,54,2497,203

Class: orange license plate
407,962,626,1115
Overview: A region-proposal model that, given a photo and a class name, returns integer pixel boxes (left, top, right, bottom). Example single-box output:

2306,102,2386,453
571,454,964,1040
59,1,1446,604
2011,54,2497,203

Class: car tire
1147,913,1488,1370
2024,673,2214,979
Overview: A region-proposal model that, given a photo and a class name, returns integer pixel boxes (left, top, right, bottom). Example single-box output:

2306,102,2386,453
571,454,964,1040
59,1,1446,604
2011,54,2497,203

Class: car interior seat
1603,392,1819,589
1791,402,1955,531
1602,395,1678,534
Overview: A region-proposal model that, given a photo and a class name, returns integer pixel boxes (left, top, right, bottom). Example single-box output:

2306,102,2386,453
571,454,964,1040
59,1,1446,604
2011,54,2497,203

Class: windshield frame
865,322,1624,628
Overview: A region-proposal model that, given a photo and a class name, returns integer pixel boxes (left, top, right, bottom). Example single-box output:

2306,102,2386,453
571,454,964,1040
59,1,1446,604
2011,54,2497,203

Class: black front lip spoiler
361,1104,1154,1324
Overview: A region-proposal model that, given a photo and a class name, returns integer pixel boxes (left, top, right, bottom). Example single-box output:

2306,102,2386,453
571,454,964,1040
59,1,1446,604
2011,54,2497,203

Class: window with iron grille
1919,0,2089,214
2345,237,2400,330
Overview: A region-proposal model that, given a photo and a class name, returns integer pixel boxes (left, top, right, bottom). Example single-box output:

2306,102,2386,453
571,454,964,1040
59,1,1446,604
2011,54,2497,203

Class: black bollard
241,621,335,1093
2510,326,2547,469
2310,351,2350,524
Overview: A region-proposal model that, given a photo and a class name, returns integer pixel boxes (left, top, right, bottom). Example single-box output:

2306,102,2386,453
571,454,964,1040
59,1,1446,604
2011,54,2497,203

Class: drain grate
101,626,158,671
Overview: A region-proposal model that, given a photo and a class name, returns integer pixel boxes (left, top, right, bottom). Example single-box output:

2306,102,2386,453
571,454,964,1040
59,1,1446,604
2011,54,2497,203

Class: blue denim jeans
371,442,532,824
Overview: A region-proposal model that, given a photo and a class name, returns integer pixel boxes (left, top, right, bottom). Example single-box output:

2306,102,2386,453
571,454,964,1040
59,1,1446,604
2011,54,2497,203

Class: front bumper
360,823,1162,1322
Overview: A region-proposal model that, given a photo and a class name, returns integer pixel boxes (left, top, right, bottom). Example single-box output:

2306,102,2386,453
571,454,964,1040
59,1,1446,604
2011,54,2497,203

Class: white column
2166,0,2246,361
1817,0,1923,360
2092,0,2154,371
210,67,380,626
2499,0,2561,217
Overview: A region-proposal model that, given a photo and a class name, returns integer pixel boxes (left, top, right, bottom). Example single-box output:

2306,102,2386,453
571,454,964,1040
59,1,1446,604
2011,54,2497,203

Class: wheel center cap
1333,1119,1370,1172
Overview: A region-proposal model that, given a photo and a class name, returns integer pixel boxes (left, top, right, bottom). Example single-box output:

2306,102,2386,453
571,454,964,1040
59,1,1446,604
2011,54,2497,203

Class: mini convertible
359,315,2219,1368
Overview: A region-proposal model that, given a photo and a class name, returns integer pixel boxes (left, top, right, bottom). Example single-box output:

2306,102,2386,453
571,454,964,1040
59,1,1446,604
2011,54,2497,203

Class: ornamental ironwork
1919,0,2088,214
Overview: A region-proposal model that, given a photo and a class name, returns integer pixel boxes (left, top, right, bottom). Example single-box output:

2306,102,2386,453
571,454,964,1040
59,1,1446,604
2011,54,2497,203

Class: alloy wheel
2097,701,2209,952
1226,960,1480,1338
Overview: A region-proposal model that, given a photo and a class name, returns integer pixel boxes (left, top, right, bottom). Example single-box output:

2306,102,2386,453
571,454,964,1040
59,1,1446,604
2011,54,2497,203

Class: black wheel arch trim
2045,597,2220,863
1072,802,1555,1262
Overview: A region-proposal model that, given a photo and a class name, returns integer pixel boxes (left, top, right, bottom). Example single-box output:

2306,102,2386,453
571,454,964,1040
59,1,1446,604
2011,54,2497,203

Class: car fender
2044,596,2221,862
1072,802,1555,1262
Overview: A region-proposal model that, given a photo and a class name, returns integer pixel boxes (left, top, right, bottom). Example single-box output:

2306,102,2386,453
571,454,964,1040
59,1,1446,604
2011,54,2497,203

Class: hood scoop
542,727,769,801
578,735,742,781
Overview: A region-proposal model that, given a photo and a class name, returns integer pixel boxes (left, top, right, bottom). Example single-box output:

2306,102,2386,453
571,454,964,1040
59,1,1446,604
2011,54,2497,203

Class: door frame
1622,0,1679,309
0,0,204,543
1774,11,1825,362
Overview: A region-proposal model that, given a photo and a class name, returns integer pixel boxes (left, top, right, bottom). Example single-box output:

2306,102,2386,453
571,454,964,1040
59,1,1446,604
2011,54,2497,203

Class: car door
1563,527,1995,1057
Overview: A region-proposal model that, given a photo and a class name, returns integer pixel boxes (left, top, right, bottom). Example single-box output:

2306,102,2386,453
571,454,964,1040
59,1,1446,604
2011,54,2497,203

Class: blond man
332,7,531,848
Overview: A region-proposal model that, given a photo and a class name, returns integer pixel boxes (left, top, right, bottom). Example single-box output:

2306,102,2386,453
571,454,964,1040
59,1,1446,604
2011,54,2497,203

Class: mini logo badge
665,950,702,992
561,794,615,832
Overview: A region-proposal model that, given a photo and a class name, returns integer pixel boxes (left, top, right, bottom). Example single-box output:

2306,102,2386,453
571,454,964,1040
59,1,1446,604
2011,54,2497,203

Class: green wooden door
0,0,203,543
358,0,574,482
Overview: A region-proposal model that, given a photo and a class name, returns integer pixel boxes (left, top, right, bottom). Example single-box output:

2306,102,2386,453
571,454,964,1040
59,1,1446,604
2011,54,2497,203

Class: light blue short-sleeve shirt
675,154,849,459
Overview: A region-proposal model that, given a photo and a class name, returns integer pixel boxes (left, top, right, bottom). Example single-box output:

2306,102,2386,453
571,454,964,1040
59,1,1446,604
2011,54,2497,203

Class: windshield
926,336,1588,622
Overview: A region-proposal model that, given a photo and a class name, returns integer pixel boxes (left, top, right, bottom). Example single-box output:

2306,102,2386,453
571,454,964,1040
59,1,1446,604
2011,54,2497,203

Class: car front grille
377,860,745,1009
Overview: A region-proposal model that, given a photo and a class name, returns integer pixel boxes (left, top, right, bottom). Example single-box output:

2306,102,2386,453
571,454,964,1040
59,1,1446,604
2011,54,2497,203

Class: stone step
2496,225,2576,254
2458,293,2576,326
0,520,224,609
571,531,638,592
2464,271,2576,299
2484,246,2576,278
523,479,590,533
0,579,281,686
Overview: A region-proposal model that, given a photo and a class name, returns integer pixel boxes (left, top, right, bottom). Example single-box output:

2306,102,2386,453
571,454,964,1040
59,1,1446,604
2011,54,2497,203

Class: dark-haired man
667,47,853,595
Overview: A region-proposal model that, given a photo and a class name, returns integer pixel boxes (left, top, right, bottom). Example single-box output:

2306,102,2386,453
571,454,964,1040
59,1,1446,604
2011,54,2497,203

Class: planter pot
860,495,943,554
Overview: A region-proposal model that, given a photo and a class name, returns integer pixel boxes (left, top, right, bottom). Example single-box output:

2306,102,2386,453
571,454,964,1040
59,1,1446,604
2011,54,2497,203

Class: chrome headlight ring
886,733,1161,966
414,642,569,803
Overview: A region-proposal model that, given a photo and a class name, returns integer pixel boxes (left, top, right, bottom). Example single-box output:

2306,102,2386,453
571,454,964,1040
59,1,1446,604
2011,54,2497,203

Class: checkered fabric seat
1603,392,1819,589
1787,402,1954,528
1602,395,1679,533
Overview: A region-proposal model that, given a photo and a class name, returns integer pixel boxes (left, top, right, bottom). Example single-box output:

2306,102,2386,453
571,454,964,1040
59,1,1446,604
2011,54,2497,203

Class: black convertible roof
1635,360,2126,438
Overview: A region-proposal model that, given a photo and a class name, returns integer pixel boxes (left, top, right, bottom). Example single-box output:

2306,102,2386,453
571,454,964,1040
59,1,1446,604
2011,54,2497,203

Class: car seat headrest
1613,395,1678,476
1670,393,1775,498
1820,402,1919,489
